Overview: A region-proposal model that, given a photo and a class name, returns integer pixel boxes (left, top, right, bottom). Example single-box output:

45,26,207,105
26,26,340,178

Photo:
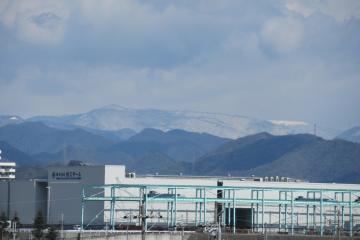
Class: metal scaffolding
81,183,360,236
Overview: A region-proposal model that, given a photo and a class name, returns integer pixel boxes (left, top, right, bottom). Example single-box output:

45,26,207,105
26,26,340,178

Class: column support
195,189,198,227
341,192,345,229
144,187,148,232
290,191,294,236
261,190,265,233
203,188,207,226
256,191,259,232
232,189,236,234
284,192,288,232
81,188,85,230
174,187,177,229
251,190,254,232
349,192,353,237
110,186,115,230
227,190,231,227
320,191,323,236
278,191,282,232
306,191,309,230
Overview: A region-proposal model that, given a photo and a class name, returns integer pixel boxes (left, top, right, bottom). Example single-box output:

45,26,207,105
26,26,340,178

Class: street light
61,213,64,239
46,186,51,225
123,214,132,240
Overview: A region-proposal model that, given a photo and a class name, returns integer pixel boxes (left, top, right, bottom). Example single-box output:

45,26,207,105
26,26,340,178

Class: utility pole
61,213,64,239
126,214,130,240
264,223,267,240
11,221,16,240
46,186,51,225
337,209,341,240
217,221,222,240
63,143,67,166
140,188,146,240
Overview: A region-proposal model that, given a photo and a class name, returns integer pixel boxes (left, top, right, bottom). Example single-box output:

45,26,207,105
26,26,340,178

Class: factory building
1,164,360,236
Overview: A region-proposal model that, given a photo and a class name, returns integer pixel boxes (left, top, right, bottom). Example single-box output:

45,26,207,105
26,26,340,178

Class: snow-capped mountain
0,115,24,127
28,105,332,139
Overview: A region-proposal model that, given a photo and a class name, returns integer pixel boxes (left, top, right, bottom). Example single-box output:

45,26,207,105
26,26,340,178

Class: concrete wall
48,166,107,226
35,181,48,220
104,165,125,184
10,180,46,224
0,179,46,224
0,180,9,215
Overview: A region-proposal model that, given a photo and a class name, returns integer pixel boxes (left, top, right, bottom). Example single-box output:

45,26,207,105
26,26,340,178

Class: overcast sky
0,0,359,131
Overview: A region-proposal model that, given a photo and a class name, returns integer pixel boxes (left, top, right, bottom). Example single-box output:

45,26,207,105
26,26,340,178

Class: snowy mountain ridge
0,115,24,127
27,105,332,139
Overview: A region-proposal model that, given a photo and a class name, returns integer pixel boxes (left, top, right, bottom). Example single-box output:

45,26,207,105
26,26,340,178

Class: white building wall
48,165,126,226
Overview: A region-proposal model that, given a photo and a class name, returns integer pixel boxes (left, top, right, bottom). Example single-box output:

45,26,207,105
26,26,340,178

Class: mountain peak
248,132,273,139
128,128,165,142
98,104,131,111
0,115,24,127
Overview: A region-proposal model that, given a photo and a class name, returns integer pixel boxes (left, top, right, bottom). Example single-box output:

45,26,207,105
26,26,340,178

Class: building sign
52,171,82,180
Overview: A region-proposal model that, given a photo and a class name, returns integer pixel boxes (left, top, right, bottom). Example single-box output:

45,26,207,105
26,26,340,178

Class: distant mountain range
0,122,226,175
194,133,320,175
0,122,112,154
0,121,359,183
337,126,360,143
239,138,360,183
7,105,333,139
195,133,360,183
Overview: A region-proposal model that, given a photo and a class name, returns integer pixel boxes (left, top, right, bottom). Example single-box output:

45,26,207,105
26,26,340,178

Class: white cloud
0,0,70,44
261,17,304,52
285,0,360,22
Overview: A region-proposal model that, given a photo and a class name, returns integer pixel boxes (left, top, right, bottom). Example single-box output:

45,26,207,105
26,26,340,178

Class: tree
32,211,46,240
45,227,58,240
0,212,9,240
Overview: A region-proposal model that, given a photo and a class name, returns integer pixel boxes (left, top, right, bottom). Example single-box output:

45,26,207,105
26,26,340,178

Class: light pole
46,186,51,225
123,213,131,240
61,213,64,239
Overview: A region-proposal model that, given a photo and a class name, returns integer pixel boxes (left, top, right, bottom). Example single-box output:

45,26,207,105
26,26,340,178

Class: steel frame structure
81,183,360,236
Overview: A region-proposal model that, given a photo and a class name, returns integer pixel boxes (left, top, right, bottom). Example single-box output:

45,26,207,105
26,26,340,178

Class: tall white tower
0,149,16,180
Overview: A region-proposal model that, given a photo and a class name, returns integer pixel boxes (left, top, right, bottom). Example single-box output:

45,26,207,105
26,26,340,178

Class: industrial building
1,164,360,237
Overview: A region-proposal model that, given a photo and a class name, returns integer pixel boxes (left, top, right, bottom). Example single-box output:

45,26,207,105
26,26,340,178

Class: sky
0,0,359,131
